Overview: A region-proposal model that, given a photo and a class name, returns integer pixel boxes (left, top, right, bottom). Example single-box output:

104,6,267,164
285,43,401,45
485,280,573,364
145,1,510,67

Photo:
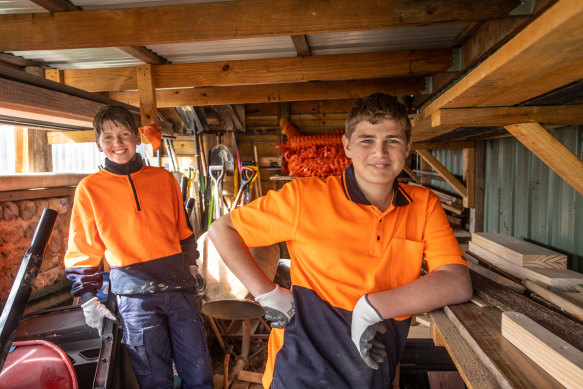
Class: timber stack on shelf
428,232,583,388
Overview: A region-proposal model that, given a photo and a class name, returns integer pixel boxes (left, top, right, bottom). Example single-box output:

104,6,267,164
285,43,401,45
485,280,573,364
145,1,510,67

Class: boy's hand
189,265,206,297
81,297,119,337
351,294,387,370
254,284,295,328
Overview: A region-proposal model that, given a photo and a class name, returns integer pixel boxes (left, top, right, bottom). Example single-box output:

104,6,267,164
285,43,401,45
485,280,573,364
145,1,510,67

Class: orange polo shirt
231,165,466,388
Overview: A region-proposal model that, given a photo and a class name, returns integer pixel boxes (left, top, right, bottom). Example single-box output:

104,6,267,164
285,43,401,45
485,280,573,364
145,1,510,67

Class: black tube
0,208,58,371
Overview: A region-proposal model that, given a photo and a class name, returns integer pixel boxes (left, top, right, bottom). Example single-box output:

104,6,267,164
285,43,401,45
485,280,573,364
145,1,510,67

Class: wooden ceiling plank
417,149,468,198
108,77,425,108
0,77,101,125
504,122,583,195
421,0,583,115
47,130,95,144
0,0,520,51
65,49,451,92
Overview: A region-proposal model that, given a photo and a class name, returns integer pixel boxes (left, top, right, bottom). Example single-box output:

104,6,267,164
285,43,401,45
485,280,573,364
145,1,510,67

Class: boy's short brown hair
93,105,139,141
345,93,411,142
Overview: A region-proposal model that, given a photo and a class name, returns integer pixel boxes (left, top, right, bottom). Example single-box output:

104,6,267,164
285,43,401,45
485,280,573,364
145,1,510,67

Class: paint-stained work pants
118,289,213,389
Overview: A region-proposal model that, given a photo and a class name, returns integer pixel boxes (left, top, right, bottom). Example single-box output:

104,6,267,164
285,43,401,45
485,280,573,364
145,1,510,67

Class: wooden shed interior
1,0,583,388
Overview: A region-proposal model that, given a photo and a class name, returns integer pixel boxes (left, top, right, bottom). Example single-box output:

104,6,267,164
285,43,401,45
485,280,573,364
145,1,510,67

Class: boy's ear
342,134,352,158
96,140,103,152
405,137,412,157
136,132,142,145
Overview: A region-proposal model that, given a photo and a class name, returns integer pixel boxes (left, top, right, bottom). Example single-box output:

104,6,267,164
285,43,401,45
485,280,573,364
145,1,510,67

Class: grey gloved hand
81,297,119,337
254,284,295,328
351,294,387,370
189,264,206,298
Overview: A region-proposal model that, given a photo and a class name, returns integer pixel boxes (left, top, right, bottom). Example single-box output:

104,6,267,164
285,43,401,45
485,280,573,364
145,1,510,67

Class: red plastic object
0,340,78,389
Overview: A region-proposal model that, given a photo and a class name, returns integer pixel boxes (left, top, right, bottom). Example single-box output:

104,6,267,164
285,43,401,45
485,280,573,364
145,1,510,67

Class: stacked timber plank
467,232,583,293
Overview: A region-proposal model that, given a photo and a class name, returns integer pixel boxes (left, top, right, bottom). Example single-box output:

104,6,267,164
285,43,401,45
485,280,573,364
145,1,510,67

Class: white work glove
351,294,387,370
81,297,119,337
254,284,295,328
189,265,206,298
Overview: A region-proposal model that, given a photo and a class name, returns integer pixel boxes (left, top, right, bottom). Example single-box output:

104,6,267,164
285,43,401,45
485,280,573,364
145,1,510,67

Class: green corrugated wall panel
484,125,583,272
423,125,582,271
428,148,463,195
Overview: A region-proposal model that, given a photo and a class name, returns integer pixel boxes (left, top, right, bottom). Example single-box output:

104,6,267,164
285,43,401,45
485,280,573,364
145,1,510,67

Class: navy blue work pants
117,289,213,389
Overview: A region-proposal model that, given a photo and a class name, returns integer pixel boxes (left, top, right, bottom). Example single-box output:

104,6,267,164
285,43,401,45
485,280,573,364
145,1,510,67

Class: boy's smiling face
96,120,141,164
342,118,411,193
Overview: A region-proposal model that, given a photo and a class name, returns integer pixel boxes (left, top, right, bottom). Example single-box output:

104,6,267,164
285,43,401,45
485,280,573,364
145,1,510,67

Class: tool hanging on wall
176,106,209,234
230,166,257,211
163,136,179,172
207,144,234,226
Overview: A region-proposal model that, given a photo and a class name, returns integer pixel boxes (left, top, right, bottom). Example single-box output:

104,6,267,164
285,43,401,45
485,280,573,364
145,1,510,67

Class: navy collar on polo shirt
104,153,144,175
341,164,412,207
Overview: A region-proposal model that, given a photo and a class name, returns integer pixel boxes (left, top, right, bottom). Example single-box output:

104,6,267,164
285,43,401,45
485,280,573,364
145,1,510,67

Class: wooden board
444,303,564,389
471,232,567,269
428,309,497,389
470,272,583,352
468,242,583,292
501,311,583,389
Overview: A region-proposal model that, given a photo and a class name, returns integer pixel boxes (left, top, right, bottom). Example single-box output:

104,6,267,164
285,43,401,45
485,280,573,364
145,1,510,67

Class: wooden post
14,128,52,173
470,141,485,233
462,147,474,208
136,64,158,127
45,69,64,83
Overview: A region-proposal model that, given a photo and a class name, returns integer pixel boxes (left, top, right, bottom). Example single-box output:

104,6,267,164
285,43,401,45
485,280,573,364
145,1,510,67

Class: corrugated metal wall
424,125,582,272
484,125,582,272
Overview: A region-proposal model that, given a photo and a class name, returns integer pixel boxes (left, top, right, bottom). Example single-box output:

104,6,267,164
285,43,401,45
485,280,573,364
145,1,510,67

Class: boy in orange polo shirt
209,93,472,388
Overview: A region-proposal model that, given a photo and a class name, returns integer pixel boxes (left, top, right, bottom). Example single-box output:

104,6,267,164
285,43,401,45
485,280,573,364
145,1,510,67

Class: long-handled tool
0,209,58,371
209,164,225,221
231,166,256,211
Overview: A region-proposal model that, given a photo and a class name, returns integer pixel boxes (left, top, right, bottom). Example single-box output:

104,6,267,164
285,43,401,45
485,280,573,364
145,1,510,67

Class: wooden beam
0,0,520,51
290,35,311,57
501,311,583,388
63,49,452,92
45,68,64,83
412,141,475,150
463,147,474,208
136,64,158,127
0,173,87,191
107,77,426,107
14,128,31,173
118,46,168,65
433,105,583,127
0,77,100,128
417,149,467,198
469,141,485,233
47,130,94,144
29,0,80,12
421,0,583,116
504,122,583,195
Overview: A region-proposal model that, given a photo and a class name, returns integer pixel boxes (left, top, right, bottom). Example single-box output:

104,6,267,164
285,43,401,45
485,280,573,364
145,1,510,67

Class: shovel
208,144,234,221
231,166,256,210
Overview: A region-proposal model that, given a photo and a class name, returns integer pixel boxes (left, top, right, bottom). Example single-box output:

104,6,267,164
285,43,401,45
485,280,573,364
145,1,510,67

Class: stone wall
0,196,72,303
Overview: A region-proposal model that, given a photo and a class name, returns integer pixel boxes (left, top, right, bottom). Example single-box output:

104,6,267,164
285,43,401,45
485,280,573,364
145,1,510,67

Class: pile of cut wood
460,232,583,389
465,232,583,320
